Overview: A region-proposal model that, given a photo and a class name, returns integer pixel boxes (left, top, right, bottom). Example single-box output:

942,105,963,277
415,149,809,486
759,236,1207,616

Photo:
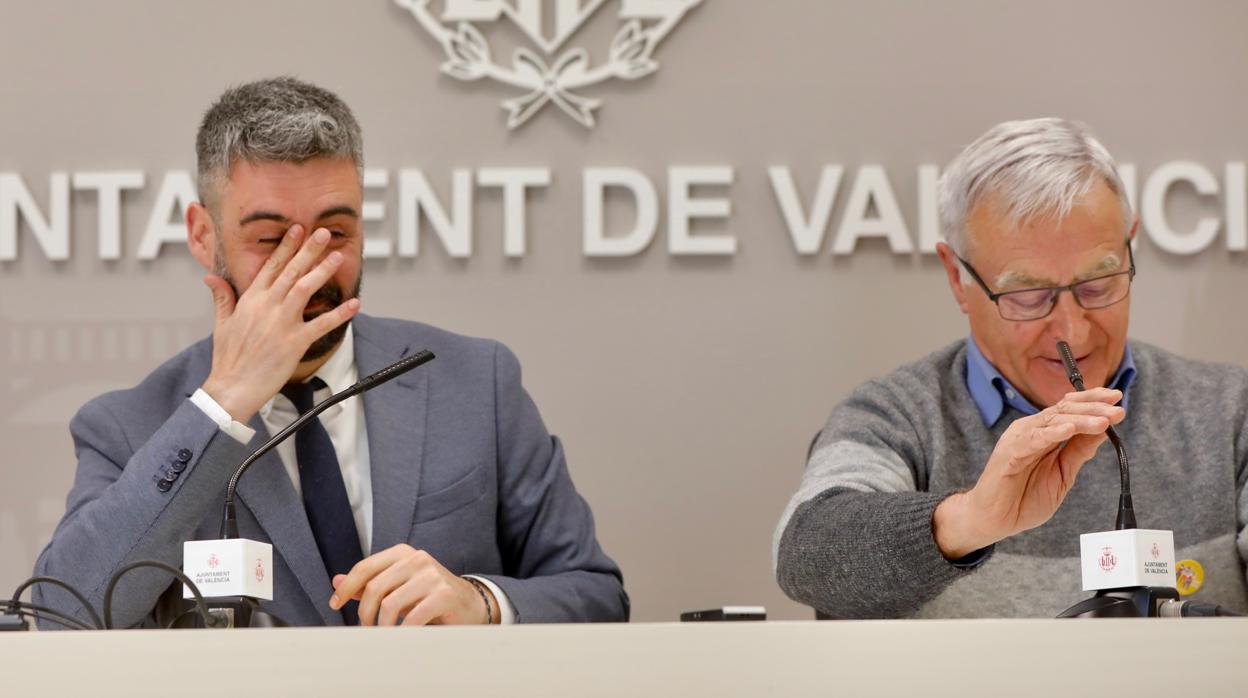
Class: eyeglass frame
955,242,1137,321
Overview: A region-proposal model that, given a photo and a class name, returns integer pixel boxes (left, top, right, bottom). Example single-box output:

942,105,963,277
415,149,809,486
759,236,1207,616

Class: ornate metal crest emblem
396,0,702,129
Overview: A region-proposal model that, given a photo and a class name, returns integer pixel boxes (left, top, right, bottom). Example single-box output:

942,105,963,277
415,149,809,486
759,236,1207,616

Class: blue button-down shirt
965,337,1137,427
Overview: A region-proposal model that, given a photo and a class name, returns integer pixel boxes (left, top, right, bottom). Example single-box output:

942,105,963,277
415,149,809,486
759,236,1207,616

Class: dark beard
299,279,359,362
217,264,362,363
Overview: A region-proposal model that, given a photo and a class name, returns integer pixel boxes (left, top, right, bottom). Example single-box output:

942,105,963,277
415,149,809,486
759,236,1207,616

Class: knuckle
293,276,318,295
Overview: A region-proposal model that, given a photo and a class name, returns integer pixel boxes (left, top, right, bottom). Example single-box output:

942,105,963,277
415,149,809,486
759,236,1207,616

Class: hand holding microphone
933,363,1125,559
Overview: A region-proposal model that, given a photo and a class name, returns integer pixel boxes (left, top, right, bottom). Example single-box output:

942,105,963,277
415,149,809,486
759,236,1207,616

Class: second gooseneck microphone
1056,340,1136,530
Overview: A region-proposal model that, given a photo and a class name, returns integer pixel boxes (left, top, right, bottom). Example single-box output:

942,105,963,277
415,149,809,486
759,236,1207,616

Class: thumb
203,274,236,321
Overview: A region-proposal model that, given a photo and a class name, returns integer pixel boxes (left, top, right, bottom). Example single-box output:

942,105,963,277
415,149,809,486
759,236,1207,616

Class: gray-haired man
35,77,627,627
775,118,1248,617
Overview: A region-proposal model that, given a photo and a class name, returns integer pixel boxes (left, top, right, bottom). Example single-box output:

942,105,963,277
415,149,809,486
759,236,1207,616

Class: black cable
1,600,96,631
3,607,92,631
103,560,222,630
1190,602,1245,617
165,606,202,629
9,576,104,630
1158,598,1247,618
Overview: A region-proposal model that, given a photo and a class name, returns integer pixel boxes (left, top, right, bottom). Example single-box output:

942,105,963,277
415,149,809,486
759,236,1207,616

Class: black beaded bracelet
464,577,493,625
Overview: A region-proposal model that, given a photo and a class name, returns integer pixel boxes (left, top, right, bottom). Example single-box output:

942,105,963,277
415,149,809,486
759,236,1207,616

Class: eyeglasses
956,244,1136,321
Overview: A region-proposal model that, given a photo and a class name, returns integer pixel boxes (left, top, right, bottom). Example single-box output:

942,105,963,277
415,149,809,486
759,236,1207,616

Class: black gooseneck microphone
1054,340,1181,618
188,350,435,628
1054,347,1244,618
219,349,436,540
1056,340,1137,530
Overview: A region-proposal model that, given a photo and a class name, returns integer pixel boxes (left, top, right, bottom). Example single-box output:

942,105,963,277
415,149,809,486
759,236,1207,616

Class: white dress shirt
189,325,515,623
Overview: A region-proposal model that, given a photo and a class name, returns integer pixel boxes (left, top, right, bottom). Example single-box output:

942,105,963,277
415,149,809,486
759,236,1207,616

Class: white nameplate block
183,539,274,600
1079,529,1176,592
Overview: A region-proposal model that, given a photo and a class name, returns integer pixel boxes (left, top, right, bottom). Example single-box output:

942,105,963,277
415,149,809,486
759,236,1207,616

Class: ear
187,202,217,271
935,242,971,315
1128,216,1139,244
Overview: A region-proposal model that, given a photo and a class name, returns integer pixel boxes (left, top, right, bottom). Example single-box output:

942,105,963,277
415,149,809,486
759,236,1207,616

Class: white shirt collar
260,324,358,420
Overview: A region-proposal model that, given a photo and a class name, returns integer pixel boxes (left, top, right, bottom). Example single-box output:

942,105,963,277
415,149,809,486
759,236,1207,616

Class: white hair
938,118,1132,284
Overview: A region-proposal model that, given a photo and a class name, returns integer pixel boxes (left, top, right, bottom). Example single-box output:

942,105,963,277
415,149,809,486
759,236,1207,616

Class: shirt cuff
949,543,995,570
190,389,256,444
464,575,516,625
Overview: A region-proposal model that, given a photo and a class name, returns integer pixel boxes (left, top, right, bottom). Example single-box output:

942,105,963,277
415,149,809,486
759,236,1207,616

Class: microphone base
1057,586,1180,618
170,596,289,628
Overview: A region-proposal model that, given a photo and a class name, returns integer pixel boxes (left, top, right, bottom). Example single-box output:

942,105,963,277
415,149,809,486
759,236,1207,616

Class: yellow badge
1175,559,1205,597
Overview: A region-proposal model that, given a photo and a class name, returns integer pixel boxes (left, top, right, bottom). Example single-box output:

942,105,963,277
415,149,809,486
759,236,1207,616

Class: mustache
303,283,345,316
310,283,343,306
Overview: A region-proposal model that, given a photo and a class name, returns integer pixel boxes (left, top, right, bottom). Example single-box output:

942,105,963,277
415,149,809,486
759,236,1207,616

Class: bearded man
34,77,627,628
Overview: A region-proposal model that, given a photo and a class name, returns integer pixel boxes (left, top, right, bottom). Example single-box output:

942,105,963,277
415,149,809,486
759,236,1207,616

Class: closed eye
1075,278,1117,300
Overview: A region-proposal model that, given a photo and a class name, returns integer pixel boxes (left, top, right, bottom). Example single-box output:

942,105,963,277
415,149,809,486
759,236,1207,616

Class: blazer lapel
352,315,429,555
234,418,342,626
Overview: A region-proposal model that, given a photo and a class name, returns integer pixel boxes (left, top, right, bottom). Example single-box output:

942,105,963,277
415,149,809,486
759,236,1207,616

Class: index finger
1059,387,1123,405
329,548,403,610
252,224,305,289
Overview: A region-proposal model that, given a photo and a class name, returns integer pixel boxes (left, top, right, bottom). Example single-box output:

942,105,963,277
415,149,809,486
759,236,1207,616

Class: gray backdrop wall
1,0,1245,621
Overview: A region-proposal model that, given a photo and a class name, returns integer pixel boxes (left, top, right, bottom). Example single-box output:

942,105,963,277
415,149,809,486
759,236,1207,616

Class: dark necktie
281,378,363,626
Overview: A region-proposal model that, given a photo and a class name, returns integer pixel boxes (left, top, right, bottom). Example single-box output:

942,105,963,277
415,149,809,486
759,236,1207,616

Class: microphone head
1056,340,1085,391
354,350,436,393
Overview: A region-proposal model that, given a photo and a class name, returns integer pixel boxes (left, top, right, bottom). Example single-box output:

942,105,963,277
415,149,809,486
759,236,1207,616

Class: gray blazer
33,314,628,627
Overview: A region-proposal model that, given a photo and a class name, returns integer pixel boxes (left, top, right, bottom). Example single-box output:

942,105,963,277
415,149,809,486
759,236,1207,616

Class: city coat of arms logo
1098,546,1117,573
396,0,702,129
